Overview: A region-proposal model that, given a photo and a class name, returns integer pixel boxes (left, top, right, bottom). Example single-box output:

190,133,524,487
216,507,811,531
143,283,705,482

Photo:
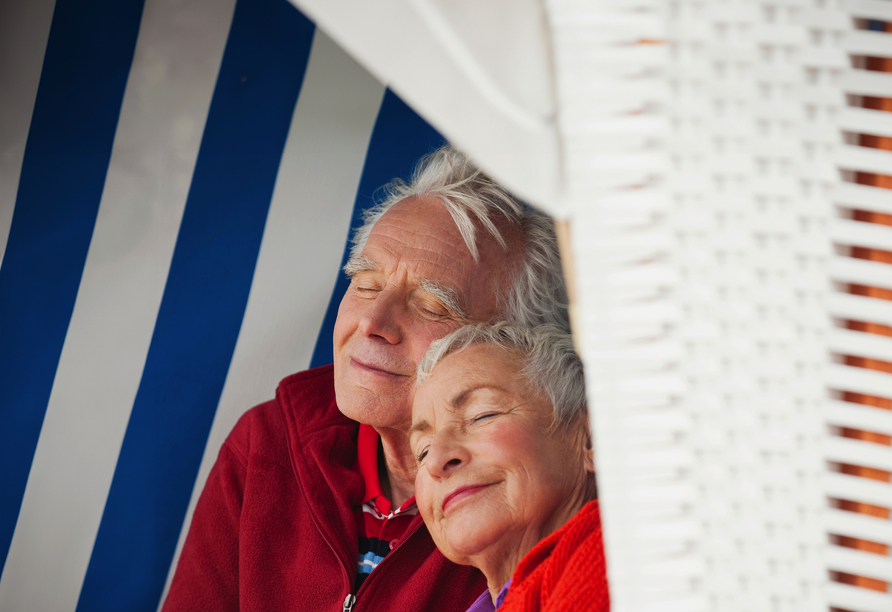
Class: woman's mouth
442,484,493,514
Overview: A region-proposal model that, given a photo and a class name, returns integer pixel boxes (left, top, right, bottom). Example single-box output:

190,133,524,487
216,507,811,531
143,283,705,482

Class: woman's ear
581,427,598,500
583,435,595,474
573,413,595,474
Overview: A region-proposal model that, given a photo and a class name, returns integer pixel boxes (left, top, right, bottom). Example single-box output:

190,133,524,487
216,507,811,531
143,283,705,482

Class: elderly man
162,145,568,612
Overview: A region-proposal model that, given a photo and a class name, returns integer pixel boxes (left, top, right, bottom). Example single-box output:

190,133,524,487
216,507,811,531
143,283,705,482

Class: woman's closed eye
471,412,498,424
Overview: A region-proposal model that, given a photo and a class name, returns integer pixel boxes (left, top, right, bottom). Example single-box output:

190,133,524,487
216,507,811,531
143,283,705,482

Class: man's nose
357,286,404,344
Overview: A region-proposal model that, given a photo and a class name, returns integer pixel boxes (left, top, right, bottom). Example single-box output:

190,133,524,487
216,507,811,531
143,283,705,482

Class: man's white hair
347,144,569,331
416,322,587,431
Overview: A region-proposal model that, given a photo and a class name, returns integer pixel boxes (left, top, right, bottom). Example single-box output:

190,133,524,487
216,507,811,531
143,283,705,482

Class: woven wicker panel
547,1,887,611
823,3,892,612
668,1,829,610
545,1,702,610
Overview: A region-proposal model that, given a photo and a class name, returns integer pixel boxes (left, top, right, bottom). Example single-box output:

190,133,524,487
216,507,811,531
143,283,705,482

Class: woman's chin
439,523,505,565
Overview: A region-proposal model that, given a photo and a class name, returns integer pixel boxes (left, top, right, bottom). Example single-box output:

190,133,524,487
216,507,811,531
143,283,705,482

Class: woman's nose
425,432,469,478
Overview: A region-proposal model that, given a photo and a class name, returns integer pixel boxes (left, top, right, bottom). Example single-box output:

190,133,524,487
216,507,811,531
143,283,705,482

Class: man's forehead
359,196,514,321
369,197,480,259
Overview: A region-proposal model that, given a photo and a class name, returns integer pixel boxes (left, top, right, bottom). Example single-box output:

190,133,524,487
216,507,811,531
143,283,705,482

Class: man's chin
334,383,411,431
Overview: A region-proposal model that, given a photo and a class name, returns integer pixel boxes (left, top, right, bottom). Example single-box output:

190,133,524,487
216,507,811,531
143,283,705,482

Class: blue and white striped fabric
0,0,444,609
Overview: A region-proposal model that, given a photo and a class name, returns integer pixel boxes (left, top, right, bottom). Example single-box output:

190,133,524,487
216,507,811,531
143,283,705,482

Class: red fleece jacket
162,364,486,612
500,500,609,612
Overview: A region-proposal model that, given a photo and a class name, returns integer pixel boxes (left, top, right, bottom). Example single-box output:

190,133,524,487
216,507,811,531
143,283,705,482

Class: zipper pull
343,593,356,612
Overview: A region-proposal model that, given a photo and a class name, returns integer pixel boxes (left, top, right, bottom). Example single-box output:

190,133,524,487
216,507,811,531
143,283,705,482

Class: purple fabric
466,579,512,612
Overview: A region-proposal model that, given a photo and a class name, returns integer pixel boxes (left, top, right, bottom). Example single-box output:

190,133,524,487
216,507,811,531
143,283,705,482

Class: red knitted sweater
499,500,609,612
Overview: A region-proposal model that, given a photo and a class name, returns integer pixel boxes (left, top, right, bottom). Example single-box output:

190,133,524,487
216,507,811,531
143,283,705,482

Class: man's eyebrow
343,255,379,276
418,278,468,320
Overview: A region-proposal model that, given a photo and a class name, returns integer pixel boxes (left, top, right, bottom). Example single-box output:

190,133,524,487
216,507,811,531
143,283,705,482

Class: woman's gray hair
416,322,587,431
348,144,569,332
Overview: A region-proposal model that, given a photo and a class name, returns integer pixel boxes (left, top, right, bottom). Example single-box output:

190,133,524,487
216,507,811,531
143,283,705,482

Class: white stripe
160,29,385,606
845,0,892,21
836,143,892,176
826,399,892,436
827,291,892,327
838,106,892,139
833,181,892,216
826,581,892,612
0,0,56,267
825,471,892,507
824,435,892,472
831,218,892,252
843,30,892,63
829,327,892,363
828,362,892,399
0,0,235,609
825,545,892,583
840,68,892,98
826,507,892,546
829,255,892,290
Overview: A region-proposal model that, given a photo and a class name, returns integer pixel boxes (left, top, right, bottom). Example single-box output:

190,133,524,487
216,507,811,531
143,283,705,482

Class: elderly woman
409,322,609,612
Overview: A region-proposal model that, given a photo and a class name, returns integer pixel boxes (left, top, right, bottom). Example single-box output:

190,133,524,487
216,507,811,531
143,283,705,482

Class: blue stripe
75,2,315,610
0,0,145,571
310,90,444,368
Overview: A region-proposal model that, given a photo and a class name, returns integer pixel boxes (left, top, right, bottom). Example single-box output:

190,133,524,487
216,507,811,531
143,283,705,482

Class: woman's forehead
412,345,531,421
430,345,523,388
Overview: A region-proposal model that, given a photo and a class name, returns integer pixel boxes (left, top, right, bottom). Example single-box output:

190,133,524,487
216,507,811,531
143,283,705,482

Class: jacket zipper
283,404,425,612
345,518,426,611
342,593,357,612
284,432,355,611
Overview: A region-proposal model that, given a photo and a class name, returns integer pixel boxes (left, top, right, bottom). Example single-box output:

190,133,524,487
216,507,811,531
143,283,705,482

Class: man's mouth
350,357,408,379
